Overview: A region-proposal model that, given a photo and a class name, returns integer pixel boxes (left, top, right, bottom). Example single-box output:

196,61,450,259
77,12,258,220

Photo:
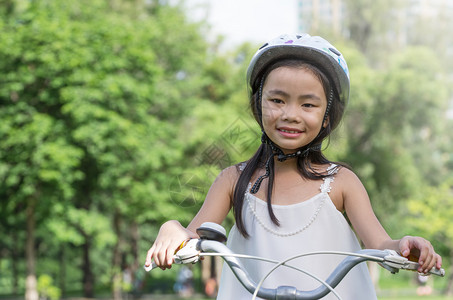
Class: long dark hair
232,59,347,238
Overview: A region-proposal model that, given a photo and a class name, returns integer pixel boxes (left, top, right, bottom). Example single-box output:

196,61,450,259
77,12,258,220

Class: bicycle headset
246,34,350,194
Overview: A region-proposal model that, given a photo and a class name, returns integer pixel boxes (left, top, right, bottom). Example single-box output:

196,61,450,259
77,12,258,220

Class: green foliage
46,206,116,248
0,0,211,296
405,178,453,257
343,0,404,61
37,275,61,300
338,43,451,224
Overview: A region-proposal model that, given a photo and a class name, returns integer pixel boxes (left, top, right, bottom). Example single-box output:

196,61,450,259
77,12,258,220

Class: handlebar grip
428,267,445,277
144,262,157,272
144,239,192,272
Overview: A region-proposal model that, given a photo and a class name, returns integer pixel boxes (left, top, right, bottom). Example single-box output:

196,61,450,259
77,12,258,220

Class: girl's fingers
145,245,156,266
413,239,439,274
425,250,441,273
151,239,182,269
153,243,163,267
158,242,172,269
417,245,428,271
399,237,411,257
399,236,442,274
144,220,198,270
436,254,443,269
166,247,175,266
419,249,434,273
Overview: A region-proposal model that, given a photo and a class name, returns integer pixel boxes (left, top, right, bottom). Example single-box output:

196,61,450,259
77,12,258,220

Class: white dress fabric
217,165,377,299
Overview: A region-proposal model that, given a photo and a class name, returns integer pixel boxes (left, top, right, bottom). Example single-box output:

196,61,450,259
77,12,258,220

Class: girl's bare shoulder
334,166,363,186
213,163,245,188
323,164,365,211
332,166,369,206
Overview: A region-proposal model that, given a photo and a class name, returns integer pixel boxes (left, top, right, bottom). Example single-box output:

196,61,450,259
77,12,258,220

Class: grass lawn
379,297,448,300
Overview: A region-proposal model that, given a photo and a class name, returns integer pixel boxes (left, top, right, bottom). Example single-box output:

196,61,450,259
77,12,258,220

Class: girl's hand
145,220,198,270
399,236,442,274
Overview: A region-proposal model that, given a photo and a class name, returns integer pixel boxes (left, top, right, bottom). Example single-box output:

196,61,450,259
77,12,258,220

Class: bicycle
145,222,445,300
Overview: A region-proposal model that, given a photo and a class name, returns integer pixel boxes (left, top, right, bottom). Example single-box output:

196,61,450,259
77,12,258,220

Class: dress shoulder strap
320,164,339,193
238,162,247,172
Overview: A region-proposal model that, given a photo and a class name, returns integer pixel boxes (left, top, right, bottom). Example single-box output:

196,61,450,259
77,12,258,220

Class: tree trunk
59,245,66,297
130,221,141,293
25,197,38,300
112,211,124,300
11,231,19,295
82,238,94,298
131,221,140,270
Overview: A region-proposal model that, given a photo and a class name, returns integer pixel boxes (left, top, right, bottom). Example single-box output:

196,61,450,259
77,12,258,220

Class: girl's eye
302,103,315,108
271,99,283,104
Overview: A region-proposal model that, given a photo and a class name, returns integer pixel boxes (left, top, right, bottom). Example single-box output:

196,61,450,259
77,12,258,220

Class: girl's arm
145,166,237,270
186,165,237,233
337,168,442,274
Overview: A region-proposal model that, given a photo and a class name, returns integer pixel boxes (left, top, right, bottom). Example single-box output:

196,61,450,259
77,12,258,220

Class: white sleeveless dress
217,165,377,299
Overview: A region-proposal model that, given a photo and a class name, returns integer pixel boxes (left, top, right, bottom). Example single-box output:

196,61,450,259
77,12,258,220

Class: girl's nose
281,104,301,122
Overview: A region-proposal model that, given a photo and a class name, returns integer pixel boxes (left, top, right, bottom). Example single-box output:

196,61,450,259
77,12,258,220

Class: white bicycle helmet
247,33,350,106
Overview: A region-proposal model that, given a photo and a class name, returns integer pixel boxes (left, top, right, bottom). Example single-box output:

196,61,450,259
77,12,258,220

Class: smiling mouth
279,128,302,134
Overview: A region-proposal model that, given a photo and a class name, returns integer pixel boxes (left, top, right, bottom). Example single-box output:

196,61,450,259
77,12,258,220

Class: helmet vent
259,43,268,50
329,47,341,56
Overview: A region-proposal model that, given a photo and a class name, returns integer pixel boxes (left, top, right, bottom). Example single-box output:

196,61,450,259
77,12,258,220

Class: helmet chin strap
250,132,318,194
261,132,312,162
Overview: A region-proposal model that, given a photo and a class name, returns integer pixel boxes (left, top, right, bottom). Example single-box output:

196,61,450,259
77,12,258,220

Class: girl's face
261,66,327,153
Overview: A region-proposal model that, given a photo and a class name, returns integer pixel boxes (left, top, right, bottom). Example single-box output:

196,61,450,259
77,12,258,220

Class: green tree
0,0,209,298
344,0,405,61
340,45,450,221
405,178,453,295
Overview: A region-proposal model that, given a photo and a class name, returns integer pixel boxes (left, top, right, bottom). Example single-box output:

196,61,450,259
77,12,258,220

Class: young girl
145,34,442,299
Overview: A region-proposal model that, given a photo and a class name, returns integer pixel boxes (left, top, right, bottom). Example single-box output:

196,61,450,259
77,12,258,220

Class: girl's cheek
262,106,279,120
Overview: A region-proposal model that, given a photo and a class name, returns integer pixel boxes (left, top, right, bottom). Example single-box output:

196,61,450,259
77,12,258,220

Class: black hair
232,59,347,238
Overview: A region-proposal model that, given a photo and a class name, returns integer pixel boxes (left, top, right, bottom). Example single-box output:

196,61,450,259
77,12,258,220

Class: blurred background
0,0,452,299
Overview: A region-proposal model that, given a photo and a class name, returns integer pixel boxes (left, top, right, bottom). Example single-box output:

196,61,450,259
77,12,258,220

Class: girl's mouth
277,127,303,137
279,129,301,134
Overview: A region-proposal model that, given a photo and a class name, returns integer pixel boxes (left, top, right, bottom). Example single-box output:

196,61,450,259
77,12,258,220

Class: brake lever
382,249,445,277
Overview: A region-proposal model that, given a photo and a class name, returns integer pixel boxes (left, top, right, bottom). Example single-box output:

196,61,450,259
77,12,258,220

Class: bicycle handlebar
144,223,445,300
198,240,444,300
